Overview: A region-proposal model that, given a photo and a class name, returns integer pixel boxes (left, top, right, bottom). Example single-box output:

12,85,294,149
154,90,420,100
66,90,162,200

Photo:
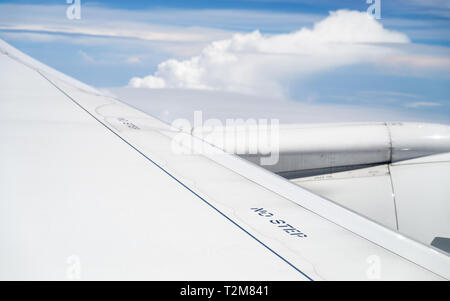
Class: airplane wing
0,39,448,280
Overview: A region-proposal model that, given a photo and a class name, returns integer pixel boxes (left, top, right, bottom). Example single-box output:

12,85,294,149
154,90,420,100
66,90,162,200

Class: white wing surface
0,40,448,280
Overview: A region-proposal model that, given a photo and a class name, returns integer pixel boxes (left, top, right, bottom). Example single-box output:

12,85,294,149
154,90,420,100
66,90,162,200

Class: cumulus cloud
129,10,410,97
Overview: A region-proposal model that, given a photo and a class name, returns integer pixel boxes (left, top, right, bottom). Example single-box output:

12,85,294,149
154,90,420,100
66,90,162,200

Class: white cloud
125,56,142,64
129,10,410,97
404,101,442,108
107,87,446,124
381,54,450,69
0,4,322,45
0,23,208,42
78,50,96,63
129,76,165,88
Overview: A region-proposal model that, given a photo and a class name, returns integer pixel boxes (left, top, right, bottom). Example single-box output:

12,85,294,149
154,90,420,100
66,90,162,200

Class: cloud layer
129,10,410,97
109,87,448,125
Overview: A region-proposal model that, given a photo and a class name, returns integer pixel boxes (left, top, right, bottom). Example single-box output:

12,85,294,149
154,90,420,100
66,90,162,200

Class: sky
0,0,449,123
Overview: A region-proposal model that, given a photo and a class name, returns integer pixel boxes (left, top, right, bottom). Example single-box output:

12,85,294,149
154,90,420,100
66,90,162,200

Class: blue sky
0,0,449,122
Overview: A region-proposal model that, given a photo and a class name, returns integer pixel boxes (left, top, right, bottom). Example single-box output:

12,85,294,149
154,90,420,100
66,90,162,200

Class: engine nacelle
193,122,450,251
